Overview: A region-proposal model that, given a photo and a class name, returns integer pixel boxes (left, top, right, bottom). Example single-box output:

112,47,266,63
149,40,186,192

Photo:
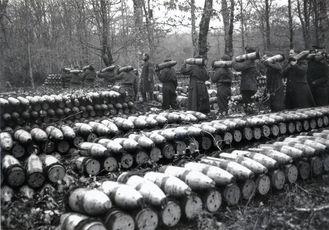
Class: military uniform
181,64,210,113
158,66,178,109
283,61,315,109
70,72,82,88
82,68,96,87
307,58,329,106
140,60,154,101
232,59,259,113
114,70,138,101
211,67,233,114
265,62,285,112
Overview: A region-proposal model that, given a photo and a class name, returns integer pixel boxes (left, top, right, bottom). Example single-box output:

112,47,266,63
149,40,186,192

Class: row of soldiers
61,46,328,115
61,54,154,102
158,46,329,115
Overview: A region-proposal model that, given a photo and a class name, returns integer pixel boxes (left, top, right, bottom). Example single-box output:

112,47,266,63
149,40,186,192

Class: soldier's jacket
70,72,82,85
283,62,315,109
232,59,259,91
158,67,177,93
82,69,96,81
180,64,210,113
307,59,329,87
265,62,283,93
98,71,116,84
140,61,155,92
115,71,138,95
211,67,233,86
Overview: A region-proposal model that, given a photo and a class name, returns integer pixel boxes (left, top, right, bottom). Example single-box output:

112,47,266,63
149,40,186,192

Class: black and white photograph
0,0,329,229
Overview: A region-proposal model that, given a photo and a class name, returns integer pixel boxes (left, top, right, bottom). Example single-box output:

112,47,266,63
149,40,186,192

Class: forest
0,0,328,88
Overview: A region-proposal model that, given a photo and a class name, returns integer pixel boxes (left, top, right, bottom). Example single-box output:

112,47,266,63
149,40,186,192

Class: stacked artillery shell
54,126,329,230
40,154,66,183
2,155,26,188
0,89,136,128
26,154,46,188
117,173,181,228
143,171,203,219
69,188,112,216
158,165,222,213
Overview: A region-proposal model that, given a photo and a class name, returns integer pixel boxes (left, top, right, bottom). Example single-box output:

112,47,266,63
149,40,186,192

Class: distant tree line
0,0,328,88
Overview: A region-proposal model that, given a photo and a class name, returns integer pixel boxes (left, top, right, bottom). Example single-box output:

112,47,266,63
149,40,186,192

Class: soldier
263,54,285,112
61,68,71,88
283,56,315,109
232,47,259,114
69,66,83,88
140,53,154,102
180,56,210,113
211,54,233,116
114,66,138,101
156,59,178,109
82,64,96,87
97,65,120,87
306,48,329,106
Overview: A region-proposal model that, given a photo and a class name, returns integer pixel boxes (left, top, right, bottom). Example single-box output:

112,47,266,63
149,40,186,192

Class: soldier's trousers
216,85,231,114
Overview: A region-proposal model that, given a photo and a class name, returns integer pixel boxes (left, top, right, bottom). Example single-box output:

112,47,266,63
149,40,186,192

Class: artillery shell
26,154,45,188
2,155,25,187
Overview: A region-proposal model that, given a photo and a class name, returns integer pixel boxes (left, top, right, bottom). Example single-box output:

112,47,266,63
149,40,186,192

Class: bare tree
190,0,198,56
237,0,245,52
265,0,270,49
141,0,155,59
288,0,294,48
317,0,329,48
297,0,311,49
198,0,213,58
221,0,235,57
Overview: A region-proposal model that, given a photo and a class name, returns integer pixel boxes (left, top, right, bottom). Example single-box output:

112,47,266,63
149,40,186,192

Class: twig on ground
295,204,329,212
295,184,326,198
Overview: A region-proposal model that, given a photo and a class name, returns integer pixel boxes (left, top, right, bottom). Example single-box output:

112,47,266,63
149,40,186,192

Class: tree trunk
133,0,143,55
221,0,235,57
141,0,155,60
297,0,311,49
198,0,213,58
265,0,271,50
317,0,329,48
312,0,319,46
100,0,113,66
288,0,294,48
260,19,266,49
238,0,245,52
27,41,35,89
191,0,198,56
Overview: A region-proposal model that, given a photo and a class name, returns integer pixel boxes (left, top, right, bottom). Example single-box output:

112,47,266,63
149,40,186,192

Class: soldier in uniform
114,66,138,101
306,48,329,106
69,66,83,88
232,47,259,114
97,65,120,87
156,59,178,109
180,56,210,113
61,67,71,88
82,64,96,87
211,54,233,115
263,54,285,112
283,56,315,109
140,53,154,102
